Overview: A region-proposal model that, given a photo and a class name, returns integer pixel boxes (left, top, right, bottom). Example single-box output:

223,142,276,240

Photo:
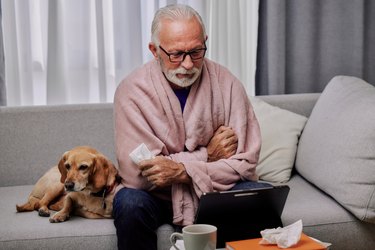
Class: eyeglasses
159,44,207,63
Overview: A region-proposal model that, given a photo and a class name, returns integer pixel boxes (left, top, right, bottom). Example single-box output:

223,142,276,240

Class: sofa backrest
0,93,320,187
0,103,116,186
258,93,320,117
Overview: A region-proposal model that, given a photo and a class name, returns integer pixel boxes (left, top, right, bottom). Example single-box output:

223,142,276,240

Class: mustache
171,67,199,75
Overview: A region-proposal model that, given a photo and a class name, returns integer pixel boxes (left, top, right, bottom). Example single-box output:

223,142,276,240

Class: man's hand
207,126,238,162
138,156,190,188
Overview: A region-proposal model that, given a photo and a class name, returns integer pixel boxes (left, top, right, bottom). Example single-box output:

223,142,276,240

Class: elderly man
113,4,264,250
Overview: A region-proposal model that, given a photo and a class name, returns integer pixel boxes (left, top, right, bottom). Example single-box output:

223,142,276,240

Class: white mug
170,224,217,250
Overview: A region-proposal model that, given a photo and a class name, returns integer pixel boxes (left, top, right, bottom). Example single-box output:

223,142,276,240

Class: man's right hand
207,126,238,162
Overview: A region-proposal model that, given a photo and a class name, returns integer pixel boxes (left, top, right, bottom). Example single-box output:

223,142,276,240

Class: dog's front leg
49,194,74,223
38,183,65,217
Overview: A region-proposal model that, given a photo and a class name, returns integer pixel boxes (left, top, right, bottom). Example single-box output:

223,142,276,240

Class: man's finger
214,125,230,135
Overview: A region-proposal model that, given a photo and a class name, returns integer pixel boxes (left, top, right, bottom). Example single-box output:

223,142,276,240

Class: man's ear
58,151,69,183
148,42,159,60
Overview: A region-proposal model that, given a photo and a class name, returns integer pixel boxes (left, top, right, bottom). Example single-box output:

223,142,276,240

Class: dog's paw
49,212,70,223
38,207,50,217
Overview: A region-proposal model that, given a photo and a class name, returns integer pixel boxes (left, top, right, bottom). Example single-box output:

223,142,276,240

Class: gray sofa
1,80,374,249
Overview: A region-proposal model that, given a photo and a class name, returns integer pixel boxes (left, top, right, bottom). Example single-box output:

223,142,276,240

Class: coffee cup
170,224,217,250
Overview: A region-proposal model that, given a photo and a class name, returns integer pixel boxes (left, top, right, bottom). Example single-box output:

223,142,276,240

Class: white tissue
129,143,154,164
259,219,303,248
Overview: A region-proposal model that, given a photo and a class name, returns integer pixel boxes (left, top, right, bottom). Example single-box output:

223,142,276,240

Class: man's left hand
138,156,190,188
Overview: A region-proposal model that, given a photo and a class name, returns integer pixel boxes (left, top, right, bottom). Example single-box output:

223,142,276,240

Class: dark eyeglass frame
159,43,207,63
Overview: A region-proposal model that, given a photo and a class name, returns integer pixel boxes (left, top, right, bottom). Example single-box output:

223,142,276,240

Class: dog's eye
79,164,88,171
65,164,71,170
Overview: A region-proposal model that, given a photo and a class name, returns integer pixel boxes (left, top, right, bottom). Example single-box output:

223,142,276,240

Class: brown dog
16,146,119,223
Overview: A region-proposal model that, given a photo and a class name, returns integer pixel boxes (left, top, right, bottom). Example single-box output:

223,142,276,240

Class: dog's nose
65,182,75,191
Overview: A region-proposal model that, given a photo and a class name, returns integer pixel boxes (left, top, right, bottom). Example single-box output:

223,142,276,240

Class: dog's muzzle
64,182,75,191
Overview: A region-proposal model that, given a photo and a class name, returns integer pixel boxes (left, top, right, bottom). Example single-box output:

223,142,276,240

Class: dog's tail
16,197,40,212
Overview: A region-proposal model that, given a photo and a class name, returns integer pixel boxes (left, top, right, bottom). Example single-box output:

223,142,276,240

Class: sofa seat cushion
0,185,116,249
282,174,375,250
281,175,356,227
0,185,174,250
295,76,375,223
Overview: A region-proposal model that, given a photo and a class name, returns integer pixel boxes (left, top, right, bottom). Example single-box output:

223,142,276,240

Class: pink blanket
114,58,261,225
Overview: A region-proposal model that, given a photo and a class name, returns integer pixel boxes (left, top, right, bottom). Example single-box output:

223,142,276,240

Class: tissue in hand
259,219,303,248
129,143,154,164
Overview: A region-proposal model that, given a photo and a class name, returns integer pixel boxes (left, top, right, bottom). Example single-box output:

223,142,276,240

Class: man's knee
230,181,273,191
113,187,163,231
113,188,150,217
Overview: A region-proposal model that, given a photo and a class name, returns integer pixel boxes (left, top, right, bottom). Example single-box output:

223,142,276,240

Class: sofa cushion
250,97,308,183
1,185,174,250
296,75,375,223
0,185,117,249
282,175,375,250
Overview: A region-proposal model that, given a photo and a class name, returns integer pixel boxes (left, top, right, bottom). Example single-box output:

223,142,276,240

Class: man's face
150,17,207,88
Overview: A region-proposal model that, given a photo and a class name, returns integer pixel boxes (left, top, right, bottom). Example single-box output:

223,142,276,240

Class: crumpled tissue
129,143,154,164
259,219,303,248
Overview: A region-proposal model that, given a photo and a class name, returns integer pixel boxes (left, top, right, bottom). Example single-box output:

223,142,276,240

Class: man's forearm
168,146,208,163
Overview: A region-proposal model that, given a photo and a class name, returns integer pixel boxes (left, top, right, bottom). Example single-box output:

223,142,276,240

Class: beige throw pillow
250,97,308,183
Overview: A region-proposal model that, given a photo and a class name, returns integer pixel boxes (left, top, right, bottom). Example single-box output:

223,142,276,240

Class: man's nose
180,54,194,70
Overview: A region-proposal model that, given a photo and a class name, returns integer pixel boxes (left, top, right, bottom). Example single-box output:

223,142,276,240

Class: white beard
163,65,202,88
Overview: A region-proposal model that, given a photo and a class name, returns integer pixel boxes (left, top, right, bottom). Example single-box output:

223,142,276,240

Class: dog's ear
90,155,109,190
58,151,69,183
106,160,118,187
91,155,119,190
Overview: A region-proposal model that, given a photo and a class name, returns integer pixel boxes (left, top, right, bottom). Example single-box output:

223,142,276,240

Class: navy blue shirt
173,87,191,112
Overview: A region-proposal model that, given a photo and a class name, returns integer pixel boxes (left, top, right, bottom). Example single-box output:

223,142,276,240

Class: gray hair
151,4,206,46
